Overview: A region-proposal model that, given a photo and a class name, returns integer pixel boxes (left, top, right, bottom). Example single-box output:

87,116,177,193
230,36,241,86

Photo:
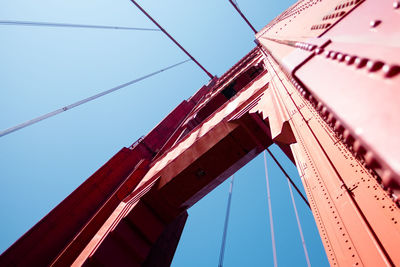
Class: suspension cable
286,178,312,267
0,59,191,138
0,20,160,31
228,0,257,34
130,0,214,79
266,148,310,209
218,176,234,267
263,151,278,267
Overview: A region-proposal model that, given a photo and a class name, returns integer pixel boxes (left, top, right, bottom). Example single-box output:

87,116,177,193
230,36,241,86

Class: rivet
337,53,345,62
343,130,354,145
331,51,338,59
345,55,356,65
365,151,379,168
327,114,335,124
309,45,317,51
315,48,324,54
382,170,395,188
393,1,400,9
321,107,329,116
370,19,382,28
355,57,368,68
383,64,400,78
324,50,331,57
334,121,344,133
353,140,366,155
367,60,384,72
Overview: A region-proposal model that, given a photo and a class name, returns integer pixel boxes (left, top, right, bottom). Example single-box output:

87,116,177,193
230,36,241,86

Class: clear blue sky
0,0,328,266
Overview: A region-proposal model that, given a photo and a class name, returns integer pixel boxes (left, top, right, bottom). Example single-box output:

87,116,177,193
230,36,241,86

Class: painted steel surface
256,0,400,265
1,0,400,266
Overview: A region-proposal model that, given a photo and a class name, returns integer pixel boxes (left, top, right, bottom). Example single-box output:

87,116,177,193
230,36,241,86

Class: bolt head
370,19,382,28
383,64,400,78
345,55,356,65
355,57,368,68
337,53,345,62
367,60,384,72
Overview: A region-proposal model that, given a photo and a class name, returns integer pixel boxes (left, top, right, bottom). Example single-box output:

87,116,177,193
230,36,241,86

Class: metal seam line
266,148,311,208
0,59,191,138
0,20,160,31
130,0,214,79
218,175,234,267
263,151,278,267
287,178,312,267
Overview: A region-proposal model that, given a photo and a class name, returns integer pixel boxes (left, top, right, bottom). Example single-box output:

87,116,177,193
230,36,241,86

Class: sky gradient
0,0,329,265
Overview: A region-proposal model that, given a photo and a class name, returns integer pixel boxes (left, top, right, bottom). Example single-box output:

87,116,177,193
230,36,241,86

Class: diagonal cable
129,0,214,79
228,0,257,33
0,20,160,31
232,0,240,10
0,59,191,138
266,148,310,208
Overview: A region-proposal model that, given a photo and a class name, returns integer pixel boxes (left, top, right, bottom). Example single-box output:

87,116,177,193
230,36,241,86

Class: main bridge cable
0,20,160,32
228,0,257,34
218,176,234,267
0,59,191,138
129,0,214,79
266,148,311,209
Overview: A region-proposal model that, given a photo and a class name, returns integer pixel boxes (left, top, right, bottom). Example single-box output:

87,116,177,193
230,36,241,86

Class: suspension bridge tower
1,0,400,266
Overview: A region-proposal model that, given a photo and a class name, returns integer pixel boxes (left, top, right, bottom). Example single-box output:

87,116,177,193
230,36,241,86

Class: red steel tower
1,0,400,266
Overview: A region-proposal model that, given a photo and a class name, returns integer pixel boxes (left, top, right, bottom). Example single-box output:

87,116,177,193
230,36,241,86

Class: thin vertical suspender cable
286,178,312,267
218,176,234,267
129,0,214,79
267,148,311,265
263,151,278,267
0,59,191,138
0,20,160,31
